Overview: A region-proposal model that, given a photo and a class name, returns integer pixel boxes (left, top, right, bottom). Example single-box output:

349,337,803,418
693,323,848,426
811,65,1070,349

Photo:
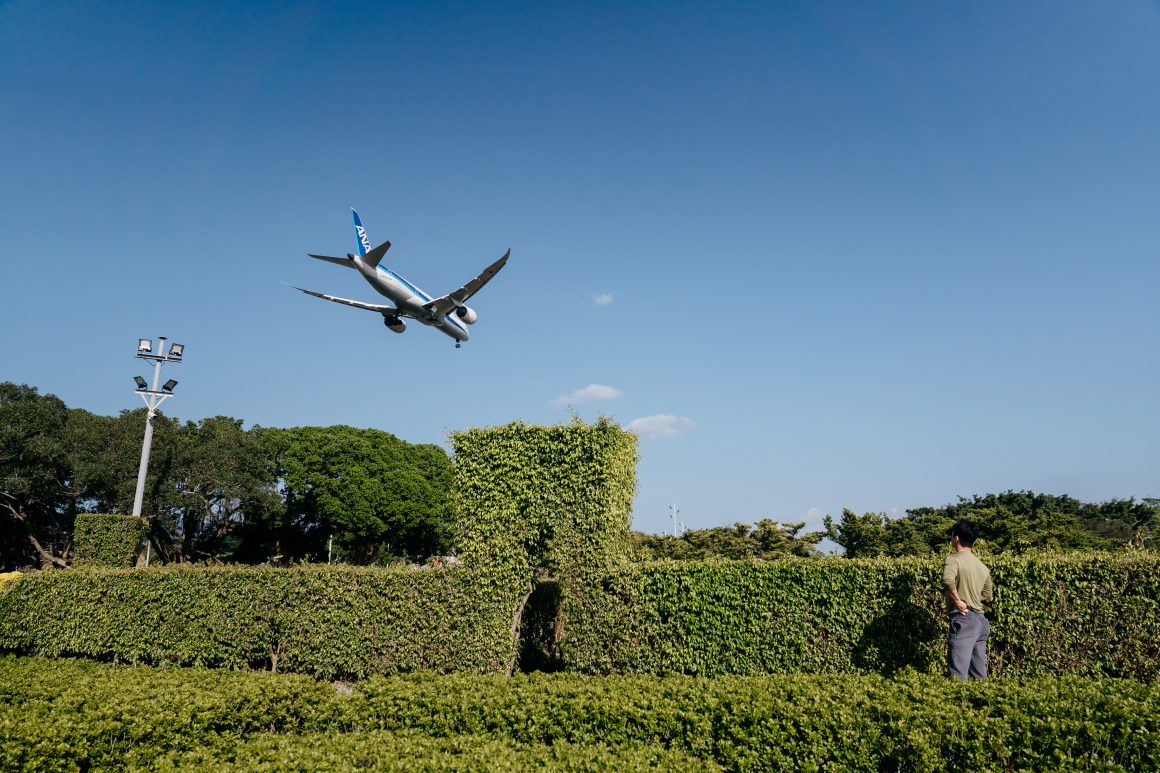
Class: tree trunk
0,499,69,568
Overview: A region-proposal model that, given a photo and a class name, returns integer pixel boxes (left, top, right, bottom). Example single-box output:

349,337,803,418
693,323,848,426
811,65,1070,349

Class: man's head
950,520,981,549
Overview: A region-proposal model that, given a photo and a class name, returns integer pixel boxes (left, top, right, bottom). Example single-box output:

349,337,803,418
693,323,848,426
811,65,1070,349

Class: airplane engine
455,305,478,324
384,316,406,334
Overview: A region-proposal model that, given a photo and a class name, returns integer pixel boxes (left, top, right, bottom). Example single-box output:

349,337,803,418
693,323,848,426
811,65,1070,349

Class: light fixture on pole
131,336,185,539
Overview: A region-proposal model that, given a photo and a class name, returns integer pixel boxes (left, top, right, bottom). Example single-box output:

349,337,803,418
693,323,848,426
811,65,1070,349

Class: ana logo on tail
352,209,373,256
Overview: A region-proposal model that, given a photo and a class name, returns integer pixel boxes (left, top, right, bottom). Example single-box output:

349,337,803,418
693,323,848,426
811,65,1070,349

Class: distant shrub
71,514,146,567
562,552,1160,680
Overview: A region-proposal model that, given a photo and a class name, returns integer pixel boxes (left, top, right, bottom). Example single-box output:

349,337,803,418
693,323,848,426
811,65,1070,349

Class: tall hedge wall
451,418,637,664
450,418,638,579
71,514,146,567
0,564,521,679
562,552,1160,680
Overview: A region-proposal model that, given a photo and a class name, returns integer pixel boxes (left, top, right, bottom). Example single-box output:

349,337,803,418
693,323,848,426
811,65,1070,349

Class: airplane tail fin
362,239,392,269
352,208,373,257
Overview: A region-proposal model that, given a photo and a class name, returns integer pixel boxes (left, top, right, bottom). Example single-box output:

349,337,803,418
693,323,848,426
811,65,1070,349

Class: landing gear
455,341,462,349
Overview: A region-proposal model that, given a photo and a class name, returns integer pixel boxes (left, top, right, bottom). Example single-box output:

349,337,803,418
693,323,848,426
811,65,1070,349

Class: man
942,520,992,680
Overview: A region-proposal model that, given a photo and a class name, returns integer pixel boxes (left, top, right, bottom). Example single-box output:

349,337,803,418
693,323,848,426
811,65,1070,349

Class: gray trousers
946,610,990,680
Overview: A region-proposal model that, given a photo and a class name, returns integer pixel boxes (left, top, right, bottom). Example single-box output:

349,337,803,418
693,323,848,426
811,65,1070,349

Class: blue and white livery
290,209,509,348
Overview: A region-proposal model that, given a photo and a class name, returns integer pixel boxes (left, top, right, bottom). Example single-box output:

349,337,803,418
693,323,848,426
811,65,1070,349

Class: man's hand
947,587,969,616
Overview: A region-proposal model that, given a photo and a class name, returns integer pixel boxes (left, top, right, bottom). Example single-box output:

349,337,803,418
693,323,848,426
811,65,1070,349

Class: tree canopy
824,491,1158,558
633,520,825,561
0,382,452,569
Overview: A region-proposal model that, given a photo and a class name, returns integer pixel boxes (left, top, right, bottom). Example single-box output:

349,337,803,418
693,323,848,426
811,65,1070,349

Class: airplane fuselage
351,254,470,342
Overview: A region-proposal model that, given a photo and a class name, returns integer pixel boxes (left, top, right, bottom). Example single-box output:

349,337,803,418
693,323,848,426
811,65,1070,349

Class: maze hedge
563,551,1160,679
71,514,146,567
450,418,637,578
0,564,520,679
451,418,638,662
3,656,1156,772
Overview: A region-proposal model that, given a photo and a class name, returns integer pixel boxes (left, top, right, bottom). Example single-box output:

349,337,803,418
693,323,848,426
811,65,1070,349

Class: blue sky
2,1,1157,537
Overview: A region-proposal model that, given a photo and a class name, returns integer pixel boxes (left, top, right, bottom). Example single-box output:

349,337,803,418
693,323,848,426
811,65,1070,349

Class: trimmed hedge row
157,733,713,772
2,656,1157,771
71,513,146,567
562,552,1160,679
0,564,522,679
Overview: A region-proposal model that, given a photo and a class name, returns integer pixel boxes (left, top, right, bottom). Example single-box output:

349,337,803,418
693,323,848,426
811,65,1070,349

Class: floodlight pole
131,337,183,524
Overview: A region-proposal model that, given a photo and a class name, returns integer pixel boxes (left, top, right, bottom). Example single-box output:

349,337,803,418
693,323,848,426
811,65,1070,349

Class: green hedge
562,552,1160,679
2,656,1156,771
450,418,638,674
0,565,522,679
450,418,638,580
71,514,146,567
158,733,712,771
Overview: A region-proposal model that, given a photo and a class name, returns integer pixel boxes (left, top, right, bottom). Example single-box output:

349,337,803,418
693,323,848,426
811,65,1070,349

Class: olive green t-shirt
942,550,993,613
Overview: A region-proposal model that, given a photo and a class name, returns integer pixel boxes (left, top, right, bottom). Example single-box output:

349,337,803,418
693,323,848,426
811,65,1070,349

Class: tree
633,519,823,561
0,383,73,568
824,491,1145,558
271,425,453,563
161,417,283,563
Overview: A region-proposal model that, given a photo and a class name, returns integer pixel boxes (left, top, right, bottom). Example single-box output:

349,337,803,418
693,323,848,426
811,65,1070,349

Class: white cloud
593,292,614,306
550,384,623,407
625,414,695,438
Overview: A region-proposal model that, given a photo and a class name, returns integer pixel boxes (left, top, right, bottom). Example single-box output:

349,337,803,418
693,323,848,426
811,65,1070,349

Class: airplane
289,209,509,348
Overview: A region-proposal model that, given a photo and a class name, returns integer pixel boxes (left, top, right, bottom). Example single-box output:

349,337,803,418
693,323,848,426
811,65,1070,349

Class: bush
562,552,1160,679
71,514,146,567
1,656,1156,772
0,564,522,679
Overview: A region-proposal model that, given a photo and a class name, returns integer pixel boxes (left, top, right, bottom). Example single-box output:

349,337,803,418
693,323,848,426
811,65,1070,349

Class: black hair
950,520,981,547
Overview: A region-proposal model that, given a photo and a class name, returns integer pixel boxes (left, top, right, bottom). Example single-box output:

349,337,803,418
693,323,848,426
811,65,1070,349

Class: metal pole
129,336,182,568
130,357,163,518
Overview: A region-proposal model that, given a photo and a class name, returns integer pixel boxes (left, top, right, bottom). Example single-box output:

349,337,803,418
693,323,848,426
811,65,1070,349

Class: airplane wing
422,249,510,318
286,284,413,317
307,254,357,268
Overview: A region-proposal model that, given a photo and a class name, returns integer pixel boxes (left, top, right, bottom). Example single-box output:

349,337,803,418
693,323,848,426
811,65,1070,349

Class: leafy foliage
2,656,1157,772
0,382,456,567
563,552,1160,679
450,418,638,673
450,417,637,579
71,514,146,567
825,491,1158,557
0,383,74,568
633,520,823,560
0,565,517,679
265,425,453,563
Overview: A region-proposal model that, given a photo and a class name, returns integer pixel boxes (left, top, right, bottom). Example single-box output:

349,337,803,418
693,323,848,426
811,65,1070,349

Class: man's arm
942,557,968,615
945,586,969,616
